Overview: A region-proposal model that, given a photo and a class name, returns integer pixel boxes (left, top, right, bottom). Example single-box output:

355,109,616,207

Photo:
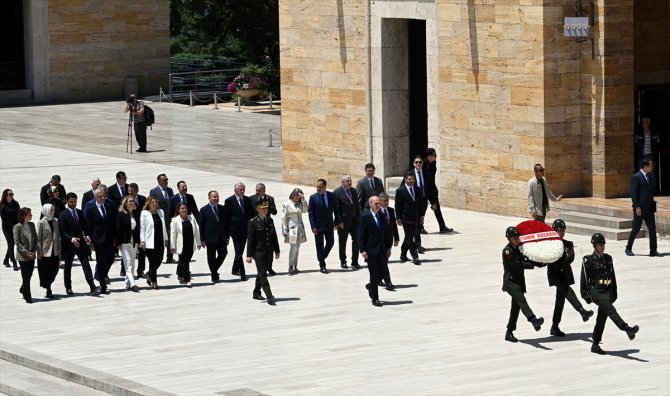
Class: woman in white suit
140,196,168,289
281,188,308,275
170,202,201,287
36,203,61,299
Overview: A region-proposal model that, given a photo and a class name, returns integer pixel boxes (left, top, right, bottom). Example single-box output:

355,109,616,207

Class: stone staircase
552,201,645,241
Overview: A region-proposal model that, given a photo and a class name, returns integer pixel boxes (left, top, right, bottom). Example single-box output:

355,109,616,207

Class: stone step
385,176,404,198
0,359,109,396
553,201,633,219
562,222,645,241
559,211,633,229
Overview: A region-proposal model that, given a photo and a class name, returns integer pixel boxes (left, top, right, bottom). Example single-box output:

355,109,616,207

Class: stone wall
46,0,169,101
635,0,670,86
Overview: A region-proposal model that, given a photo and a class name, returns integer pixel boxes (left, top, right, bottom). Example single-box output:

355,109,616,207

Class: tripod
126,110,133,155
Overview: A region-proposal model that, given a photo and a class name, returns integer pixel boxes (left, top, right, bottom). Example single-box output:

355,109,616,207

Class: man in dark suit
246,200,280,305
149,173,175,263
358,195,391,307
168,180,200,219
333,175,360,269
85,186,116,294
40,175,67,205
409,154,428,252
379,192,399,290
308,178,340,273
356,163,385,210
60,192,100,296
225,182,255,281
249,183,277,216
127,182,146,277
625,158,659,257
395,171,424,265
81,178,101,210
199,190,229,283
424,148,453,234
107,171,128,212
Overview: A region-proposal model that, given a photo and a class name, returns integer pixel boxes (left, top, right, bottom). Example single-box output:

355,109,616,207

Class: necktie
120,185,125,197
369,178,374,190
409,187,415,200
418,171,424,194
374,213,380,229
320,194,328,208
212,205,219,221
71,209,78,222
162,188,167,199
239,198,244,213
182,195,186,204
101,205,106,218
382,209,389,223
346,189,352,204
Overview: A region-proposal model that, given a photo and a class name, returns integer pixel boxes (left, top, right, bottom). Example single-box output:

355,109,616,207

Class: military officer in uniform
547,219,594,337
580,233,639,355
246,200,280,305
502,226,545,343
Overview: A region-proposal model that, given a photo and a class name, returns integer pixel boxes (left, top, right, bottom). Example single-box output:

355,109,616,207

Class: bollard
237,95,241,112
159,87,163,103
269,93,273,109
268,129,273,147
213,93,218,109
189,91,194,107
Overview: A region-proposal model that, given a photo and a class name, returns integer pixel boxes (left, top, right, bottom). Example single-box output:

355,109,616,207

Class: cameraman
123,93,147,153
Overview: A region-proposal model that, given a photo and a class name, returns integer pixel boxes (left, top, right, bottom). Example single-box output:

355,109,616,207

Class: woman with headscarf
117,195,141,292
36,203,62,299
140,196,168,289
170,202,201,287
13,207,38,303
1,188,20,270
281,188,308,275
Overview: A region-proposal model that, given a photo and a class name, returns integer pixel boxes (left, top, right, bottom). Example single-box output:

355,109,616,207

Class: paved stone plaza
0,102,668,395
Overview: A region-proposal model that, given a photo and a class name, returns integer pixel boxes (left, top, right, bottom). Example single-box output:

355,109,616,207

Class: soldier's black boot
591,343,606,355
624,325,639,340
550,324,565,337
530,316,544,331
578,307,594,322
505,330,518,343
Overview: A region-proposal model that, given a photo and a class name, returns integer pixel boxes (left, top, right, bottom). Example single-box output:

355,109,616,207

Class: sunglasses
414,161,422,164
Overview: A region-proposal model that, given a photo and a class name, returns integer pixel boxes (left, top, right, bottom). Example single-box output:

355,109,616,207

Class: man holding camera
123,93,147,153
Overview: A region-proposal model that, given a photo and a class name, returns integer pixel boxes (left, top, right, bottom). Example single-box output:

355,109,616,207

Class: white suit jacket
140,209,168,249
527,176,558,216
170,214,201,254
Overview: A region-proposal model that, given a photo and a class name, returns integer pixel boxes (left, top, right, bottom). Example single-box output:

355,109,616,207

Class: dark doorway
637,85,670,195
408,19,427,166
0,0,25,90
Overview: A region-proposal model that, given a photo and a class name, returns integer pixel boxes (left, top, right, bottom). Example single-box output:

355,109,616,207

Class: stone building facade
4,0,169,103
279,0,670,217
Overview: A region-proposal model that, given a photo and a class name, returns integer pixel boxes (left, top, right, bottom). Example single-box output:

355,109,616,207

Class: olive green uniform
247,215,280,299
502,243,537,331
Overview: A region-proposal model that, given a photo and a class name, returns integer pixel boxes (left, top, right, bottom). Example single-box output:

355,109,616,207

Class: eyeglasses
414,161,422,164
8,193,14,196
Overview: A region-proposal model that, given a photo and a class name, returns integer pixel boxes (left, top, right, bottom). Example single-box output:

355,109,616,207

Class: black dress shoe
211,278,220,284
371,299,383,307
240,275,248,281
24,296,33,304
120,269,126,276
320,268,329,274
101,289,110,295
591,343,606,355
90,286,101,296
137,272,145,279
165,258,175,264
505,331,518,343
400,256,410,263
385,284,396,291
66,288,74,296
625,325,639,340
46,289,53,299
412,259,422,265
417,246,426,254
439,227,453,234
268,269,277,276
649,251,661,257
579,308,594,322
530,316,544,331
419,228,428,235
232,270,240,276
340,263,348,269
550,325,565,337
378,280,386,287
267,297,276,305
351,263,361,269
105,277,110,285
625,249,634,256
253,293,266,300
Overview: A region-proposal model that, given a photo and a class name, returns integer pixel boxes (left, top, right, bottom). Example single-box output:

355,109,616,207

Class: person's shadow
519,332,592,351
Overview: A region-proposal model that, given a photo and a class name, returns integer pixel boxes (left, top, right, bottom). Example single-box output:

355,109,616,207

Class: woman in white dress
281,188,308,275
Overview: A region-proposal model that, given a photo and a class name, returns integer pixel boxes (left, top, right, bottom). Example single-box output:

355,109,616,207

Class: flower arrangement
516,220,564,264
227,73,267,93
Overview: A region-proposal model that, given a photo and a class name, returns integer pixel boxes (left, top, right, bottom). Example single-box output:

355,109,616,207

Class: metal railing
168,69,239,99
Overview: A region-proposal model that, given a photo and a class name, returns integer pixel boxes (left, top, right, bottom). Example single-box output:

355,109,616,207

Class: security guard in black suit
547,219,593,337
502,226,545,343
246,200,279,305
580,233,639,354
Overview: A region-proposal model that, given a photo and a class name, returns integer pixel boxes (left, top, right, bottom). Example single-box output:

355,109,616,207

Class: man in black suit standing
333,175,360,269
107,171,128,212
149,174,175,263
225,182,254,281
356,163,385,210
250,183,277,216
358,195,391,307
424,148,453,234
168,180,200,219
81,178,101,210
378,192,399,290
199,190,229,283
395,171,424,265
60,192,100,296
85,186,116,294
40,175,67,205
308,178,340,274
128,183,146,277
410,155,428,253
625,158,659,257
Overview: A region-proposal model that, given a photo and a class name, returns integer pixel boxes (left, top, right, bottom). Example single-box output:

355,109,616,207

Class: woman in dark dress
36,204,61,299
170,202,201,287
13,207,38,303
140,196,168,289
1,189,20,270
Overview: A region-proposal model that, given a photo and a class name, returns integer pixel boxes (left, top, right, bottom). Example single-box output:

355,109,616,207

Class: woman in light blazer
281,188,308,275
140,196,168,289
170,202,201,287
13,207,38,303
36,204,61,299
117,195,141,292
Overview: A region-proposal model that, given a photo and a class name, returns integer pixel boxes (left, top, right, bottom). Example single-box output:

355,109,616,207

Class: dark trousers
315,229,334,268
590,287,627,343
380,255,392,286
366,254,383,301
206,242,227,280
552,283,583,325
2,227,15,263
37,256,59,290
253,254,274,299
63,245,96,289
137,249,146,275
19,260,35,300
177,247,194,282
146,247,164,283
432,202,447,229
337,222,359,265
134,121,147,151
626,207,657,252
400,223,419,259
231,234,247,276
505,283,535,331
165,227,174,261
94,242,115,291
